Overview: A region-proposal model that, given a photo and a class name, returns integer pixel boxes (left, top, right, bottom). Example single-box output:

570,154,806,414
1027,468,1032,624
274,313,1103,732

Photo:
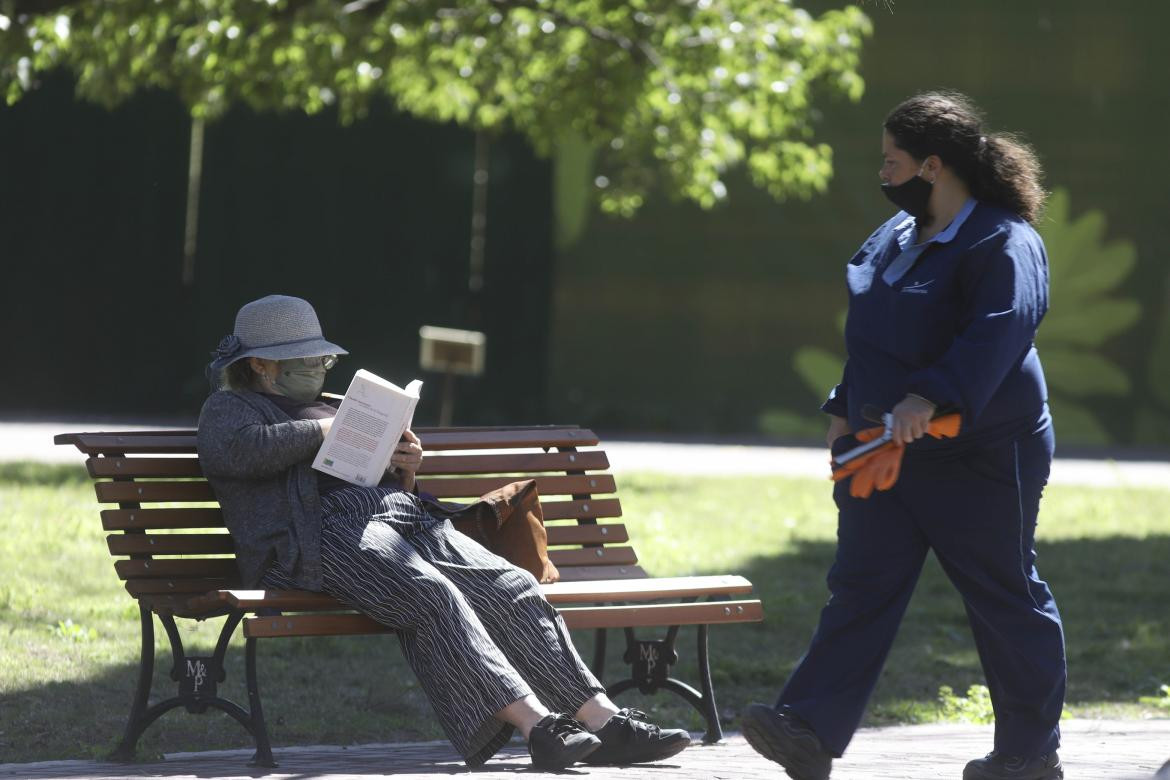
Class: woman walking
743,92,1065,780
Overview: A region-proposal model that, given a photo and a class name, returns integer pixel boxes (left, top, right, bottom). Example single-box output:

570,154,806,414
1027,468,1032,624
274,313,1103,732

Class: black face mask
880,168,933,219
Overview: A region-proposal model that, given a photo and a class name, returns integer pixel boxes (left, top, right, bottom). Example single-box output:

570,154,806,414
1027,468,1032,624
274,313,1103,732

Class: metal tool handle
832,412,893,467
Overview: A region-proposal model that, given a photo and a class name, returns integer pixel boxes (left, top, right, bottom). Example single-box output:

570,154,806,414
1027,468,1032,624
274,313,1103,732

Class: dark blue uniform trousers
777,424,1065,758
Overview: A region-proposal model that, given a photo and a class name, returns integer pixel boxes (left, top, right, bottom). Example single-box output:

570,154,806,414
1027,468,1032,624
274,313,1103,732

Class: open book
311,369,423,487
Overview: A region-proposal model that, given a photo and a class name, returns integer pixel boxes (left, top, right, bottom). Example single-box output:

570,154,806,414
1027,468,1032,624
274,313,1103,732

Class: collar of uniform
894,198,977,251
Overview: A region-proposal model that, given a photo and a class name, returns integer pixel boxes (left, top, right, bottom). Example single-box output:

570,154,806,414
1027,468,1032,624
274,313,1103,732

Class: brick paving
3,720,1168,779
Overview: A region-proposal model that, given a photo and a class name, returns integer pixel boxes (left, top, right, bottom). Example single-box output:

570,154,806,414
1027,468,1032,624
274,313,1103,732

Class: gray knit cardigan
196,390,325,589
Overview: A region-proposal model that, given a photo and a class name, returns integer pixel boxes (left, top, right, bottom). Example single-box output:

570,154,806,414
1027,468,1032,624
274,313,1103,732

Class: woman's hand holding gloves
890,394,937,444
830,397,961,499
825,392,934,449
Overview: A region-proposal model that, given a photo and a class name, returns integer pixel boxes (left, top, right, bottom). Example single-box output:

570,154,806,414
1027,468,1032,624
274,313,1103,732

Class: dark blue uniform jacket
822,201,1050,458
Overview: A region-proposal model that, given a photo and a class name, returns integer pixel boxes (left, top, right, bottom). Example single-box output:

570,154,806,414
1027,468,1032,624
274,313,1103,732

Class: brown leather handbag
431,479,560,583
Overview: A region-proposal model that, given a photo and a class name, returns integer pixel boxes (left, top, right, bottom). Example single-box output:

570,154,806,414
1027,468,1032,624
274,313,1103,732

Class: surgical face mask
273,357,330,402
880,164,933,219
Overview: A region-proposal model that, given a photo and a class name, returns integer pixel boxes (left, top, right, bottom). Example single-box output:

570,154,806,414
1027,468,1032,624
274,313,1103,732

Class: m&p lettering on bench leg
180,657,216,704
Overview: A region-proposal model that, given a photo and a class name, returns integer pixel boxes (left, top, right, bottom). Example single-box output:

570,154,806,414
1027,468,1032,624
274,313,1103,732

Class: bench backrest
55,426,643,616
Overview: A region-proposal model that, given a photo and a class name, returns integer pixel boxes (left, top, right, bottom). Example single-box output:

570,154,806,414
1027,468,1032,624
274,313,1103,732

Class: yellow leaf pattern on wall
1036,189,1140,444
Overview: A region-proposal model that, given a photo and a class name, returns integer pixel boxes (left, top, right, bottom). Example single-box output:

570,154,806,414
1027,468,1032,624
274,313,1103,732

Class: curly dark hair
884,91,1046,223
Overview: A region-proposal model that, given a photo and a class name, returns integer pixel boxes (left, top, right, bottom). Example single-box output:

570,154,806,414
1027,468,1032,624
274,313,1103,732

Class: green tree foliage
0,0,871,215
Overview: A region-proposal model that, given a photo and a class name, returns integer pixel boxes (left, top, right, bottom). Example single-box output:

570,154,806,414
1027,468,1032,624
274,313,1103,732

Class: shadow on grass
0,630,451,768
3,535,1168,770
656,533,1170,729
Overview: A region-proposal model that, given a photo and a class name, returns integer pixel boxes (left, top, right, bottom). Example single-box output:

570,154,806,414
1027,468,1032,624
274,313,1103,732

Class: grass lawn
1,462,1168,763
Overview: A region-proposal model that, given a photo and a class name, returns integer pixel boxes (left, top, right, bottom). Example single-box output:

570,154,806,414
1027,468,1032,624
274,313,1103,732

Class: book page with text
312,370,422,486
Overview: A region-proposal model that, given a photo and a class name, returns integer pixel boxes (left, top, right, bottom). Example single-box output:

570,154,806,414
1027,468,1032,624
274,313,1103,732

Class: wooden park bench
55,425,764,767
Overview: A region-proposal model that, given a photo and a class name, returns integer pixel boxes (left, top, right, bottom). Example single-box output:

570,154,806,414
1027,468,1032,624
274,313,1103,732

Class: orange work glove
831,414,962,498
829,424,887,479
844,445,905,498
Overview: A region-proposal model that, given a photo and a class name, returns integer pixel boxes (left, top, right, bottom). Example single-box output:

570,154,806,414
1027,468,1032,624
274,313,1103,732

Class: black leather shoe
741,704,832,780
527,713,601,769
582,708,691,765
963,750,1063,780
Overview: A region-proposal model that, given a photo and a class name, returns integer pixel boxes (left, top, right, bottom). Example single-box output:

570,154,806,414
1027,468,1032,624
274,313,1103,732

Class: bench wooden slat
560,600,764,630
85,450,612,479
416,451,610,475
542,575,756,603
98,505,618,531
116,559,239,580
416,428,599,451
245,614,372,638
139,594,235,618
243,600,763,638
198,590,343,611
102,508,225,530
95,481,216,504
540,498,622,520
56,427,600,455
548,547,636,568
555,564,648,581
87,457,205,478
58,433,199,454
194,568,659,591
546,524,628,546
417,474,616,499
207,575,756,614
125,578,238,596
107,534,234,555
94,476,615,504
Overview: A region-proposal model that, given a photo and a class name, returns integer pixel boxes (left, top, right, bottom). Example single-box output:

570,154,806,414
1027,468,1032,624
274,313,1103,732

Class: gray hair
221,358,264,392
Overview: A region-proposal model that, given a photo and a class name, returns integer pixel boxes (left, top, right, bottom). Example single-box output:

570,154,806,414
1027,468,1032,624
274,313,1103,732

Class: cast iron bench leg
108,607,276,766
109,604,157,761
590,627,608,679
602,620,724,743
246,636,275,767
695,624,723,742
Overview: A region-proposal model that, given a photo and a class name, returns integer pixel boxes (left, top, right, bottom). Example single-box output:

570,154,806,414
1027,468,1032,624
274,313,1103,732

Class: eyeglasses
297,355,338,370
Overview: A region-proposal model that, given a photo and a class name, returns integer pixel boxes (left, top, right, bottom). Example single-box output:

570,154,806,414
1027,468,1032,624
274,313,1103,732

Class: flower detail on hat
211,334,242,361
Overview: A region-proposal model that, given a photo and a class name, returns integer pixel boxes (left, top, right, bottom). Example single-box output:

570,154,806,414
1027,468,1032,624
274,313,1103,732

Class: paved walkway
2,720,1168,779
6,420,1170,489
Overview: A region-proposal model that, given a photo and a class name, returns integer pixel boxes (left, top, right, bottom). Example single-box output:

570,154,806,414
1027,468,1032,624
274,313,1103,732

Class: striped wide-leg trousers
263,485,604,766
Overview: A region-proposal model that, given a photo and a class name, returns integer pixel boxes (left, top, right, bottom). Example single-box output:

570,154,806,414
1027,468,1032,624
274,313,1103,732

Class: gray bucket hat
209,295,348,372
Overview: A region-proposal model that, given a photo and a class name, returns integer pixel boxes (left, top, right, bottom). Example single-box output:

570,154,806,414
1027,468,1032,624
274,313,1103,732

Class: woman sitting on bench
197,294,689,770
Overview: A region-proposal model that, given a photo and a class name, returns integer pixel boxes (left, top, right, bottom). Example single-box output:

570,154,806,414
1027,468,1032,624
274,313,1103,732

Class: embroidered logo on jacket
901,279,934,295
